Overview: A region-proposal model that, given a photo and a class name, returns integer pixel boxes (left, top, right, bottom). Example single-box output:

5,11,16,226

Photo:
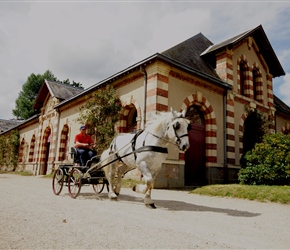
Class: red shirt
74,133,94,148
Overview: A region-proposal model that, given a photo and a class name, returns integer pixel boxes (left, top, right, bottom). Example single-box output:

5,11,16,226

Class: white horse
100,109,190,208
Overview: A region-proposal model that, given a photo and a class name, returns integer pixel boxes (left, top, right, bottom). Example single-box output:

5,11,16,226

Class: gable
201,25,285,78
33,80,83,110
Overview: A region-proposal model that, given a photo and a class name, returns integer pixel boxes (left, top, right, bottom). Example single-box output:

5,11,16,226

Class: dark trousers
77,148,96,166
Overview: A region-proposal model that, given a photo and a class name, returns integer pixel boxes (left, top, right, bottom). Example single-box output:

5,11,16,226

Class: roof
274,95,290,116
33,80,84,110
0,119,22,133
161,32,220,79
0,114,39,135
201,25,285,78
55,52,232,110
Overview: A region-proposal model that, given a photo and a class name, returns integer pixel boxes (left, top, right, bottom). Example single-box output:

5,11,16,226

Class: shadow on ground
69,191,261,218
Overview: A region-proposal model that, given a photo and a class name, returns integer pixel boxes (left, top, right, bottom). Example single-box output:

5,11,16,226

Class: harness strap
131,130,144,160
135,145,168,154
110,138,123,163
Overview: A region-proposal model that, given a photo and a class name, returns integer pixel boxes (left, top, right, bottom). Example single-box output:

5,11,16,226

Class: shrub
0,130,20,171
238,133,290,185
77,85,123,153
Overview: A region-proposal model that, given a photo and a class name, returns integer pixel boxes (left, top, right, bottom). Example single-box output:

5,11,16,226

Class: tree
77,85,123,153
61,78,83,88
12,70,83,120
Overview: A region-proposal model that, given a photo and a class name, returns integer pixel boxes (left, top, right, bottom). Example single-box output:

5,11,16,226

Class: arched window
185,105,205,126
240,61,247,96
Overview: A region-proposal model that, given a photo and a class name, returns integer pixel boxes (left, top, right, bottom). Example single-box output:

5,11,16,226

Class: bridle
171,120,190,147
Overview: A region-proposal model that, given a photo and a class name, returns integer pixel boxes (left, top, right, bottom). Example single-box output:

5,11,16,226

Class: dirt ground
0,173,290,249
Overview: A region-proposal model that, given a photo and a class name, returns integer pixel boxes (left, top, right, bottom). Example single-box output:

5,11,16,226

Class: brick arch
239,112,247,157
28,135,36,162
181,93,217,164
40,126,51,163
118,99,141,133
237,55,251,96
251,63,264,103
18,138,26,163
58,124,69,161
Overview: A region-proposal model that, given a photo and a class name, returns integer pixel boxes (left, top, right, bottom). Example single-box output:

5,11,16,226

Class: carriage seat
70,147,81,164
70,147,99,167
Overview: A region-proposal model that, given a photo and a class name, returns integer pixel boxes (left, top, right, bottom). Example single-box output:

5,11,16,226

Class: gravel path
0,173,290,249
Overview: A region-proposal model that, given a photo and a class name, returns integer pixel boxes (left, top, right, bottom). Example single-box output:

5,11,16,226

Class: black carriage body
52,147,108,198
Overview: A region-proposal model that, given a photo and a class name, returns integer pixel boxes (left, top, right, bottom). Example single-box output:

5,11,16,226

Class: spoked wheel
92,178,106,194
68,168,82,199
52,168,64,195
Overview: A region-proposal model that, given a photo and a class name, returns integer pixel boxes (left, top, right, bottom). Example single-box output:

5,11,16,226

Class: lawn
190,184,290,204
120,178,290,204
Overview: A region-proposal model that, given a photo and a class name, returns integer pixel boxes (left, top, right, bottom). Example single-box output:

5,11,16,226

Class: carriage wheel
92,179,105,194
52,168,64,195
68,168,82,199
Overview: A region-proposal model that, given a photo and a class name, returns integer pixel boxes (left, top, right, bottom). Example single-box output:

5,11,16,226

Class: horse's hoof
146,203,156,209
132,185,136,192
108,192,117,199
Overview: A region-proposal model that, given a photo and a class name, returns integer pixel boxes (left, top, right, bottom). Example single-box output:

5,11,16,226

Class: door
184,106,206,186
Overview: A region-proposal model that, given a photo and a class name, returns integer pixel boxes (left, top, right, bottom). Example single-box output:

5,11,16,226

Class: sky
1,0,290,120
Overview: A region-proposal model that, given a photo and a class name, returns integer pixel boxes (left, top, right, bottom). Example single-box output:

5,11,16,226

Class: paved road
0,173,290,249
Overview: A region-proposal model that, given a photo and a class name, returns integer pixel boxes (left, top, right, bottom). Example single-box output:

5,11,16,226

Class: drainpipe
52,107,61,173
223,90,228,184
140,66,147,130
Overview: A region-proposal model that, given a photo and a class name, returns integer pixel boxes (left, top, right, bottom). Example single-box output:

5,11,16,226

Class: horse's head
166,109,190,152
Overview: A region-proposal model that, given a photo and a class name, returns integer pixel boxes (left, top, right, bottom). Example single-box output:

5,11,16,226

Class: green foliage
77,85,123,152
0,130,20,171
13,70,84,120
13,70,57,119
238,133,290,185
61,78,83,88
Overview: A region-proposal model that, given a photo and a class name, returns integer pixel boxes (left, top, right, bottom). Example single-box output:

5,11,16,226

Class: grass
190,184,290,204
0,170,33,176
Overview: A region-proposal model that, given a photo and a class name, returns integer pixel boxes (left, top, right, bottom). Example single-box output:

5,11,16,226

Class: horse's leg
102,150,118,199
105,161,119,199
114,164,132,195
132,161,156,208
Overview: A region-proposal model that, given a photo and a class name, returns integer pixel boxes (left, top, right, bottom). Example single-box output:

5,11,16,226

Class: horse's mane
145,111,173,134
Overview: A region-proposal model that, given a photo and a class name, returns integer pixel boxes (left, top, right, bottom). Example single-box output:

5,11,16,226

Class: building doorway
126,106,137,133
42,129,51,175
184,105,206,186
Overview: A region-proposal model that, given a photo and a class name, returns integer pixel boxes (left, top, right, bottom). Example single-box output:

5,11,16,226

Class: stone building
1,24,290,187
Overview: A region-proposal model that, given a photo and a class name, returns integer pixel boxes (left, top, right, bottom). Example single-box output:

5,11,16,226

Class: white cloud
1,1,290,119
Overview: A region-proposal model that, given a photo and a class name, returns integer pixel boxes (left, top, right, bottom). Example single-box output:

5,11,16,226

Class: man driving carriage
74,125,97,166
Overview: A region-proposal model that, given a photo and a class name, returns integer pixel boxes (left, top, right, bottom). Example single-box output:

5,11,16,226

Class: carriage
52,147,108,199
52,109,190,208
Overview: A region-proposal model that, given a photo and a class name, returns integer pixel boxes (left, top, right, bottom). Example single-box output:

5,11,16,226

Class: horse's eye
174,122,180,130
